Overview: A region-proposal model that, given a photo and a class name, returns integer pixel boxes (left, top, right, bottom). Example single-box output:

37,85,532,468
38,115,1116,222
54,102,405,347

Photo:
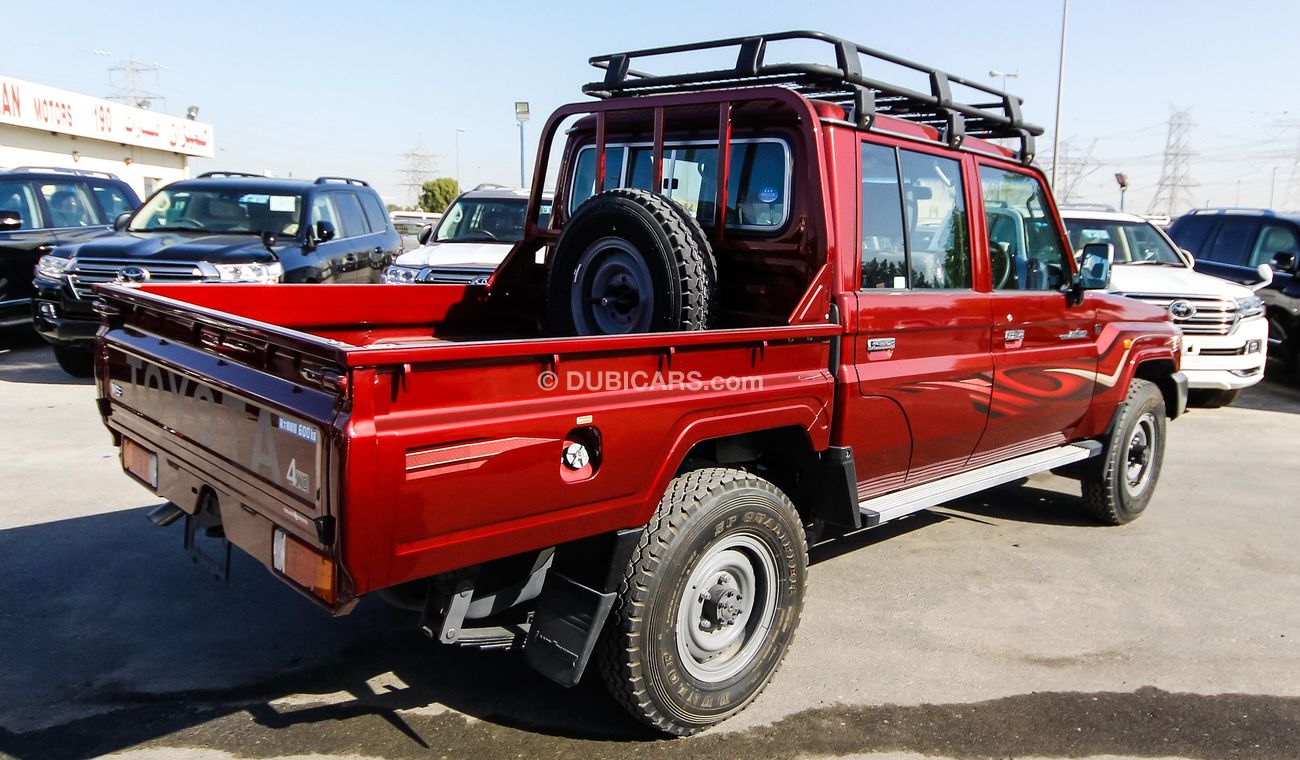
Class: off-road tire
597,467,807,736
547,189,715,336
52,344,94,378
1080,379,1166,525
1187,388,1239,408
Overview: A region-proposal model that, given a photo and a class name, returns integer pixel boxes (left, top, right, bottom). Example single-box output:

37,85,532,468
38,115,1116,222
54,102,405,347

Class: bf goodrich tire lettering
598,467,807,735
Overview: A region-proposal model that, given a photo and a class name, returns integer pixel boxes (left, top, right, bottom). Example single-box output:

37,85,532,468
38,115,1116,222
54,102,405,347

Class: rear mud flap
524,572,617,687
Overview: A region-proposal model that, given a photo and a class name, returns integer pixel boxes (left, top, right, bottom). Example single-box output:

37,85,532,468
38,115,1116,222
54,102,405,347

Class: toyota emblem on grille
1168,300,1196,320
116,266,150,284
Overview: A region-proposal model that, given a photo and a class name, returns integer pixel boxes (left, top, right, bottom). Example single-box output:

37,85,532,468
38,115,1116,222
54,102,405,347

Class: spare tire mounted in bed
547,189,716,336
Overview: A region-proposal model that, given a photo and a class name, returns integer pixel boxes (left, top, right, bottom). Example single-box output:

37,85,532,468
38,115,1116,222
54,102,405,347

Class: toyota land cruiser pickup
91,32,1186,735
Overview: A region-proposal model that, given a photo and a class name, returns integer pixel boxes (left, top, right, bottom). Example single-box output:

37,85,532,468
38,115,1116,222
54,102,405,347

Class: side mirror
314,220,337,244
1078,242,1113,289
417,223,434,246
0,209,23,232
113,211,131,232
260,230,278,253
1271,251,1296,272
1253,263,1274,292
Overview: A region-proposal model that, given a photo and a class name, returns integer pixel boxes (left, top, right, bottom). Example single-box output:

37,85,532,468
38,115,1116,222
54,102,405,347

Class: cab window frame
567,137,793,234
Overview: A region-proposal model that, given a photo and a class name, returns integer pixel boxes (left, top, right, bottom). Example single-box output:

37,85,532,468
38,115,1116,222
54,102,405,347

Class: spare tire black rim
572,237,655,335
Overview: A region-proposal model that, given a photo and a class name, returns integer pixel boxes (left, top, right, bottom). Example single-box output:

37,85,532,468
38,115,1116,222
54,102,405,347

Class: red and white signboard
0,74,214,158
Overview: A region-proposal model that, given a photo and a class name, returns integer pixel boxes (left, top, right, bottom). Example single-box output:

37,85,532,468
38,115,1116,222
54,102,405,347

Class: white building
0,74,214,199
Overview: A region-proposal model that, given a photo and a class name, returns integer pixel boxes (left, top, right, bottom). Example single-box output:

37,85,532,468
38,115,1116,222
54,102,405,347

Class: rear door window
358,191,390,232
90,184,136,220
38,182,102,228
0,181,44,229
1204,221,1259,266
332,193,370,238
1168,215,1215,255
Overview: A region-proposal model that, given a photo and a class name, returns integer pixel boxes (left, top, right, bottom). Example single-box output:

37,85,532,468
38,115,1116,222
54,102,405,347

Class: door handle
867,337,896,352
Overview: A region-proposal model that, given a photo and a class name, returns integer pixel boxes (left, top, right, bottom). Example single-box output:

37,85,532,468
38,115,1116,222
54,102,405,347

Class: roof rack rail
10,166,120,180
471,182,513,191
196,171,267,179
1187,207,1275,216
585,30,1042,162
314,176,369,186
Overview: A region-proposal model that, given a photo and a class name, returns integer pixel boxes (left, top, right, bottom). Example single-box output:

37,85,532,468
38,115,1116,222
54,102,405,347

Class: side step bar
860,441,1102,527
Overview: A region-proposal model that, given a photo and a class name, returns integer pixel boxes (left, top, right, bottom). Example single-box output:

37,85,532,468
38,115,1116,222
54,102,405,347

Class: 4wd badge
285,458,310,494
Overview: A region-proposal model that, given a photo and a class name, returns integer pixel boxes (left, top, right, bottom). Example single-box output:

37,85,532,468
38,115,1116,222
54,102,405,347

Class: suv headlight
382,265,424,284
1235,295,1265,318
197,261,283,283
36,254,72,280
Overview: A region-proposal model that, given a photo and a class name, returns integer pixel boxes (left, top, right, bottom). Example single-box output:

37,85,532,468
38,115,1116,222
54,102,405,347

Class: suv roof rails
314,176,369,186
1059,203,1119,212
1187,207,1276,216
585,30,1042,162
9,166,121,180
470,183,514,191
196,171,267,179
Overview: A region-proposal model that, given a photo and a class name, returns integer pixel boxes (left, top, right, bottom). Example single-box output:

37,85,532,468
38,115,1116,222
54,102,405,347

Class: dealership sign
0,74,214,158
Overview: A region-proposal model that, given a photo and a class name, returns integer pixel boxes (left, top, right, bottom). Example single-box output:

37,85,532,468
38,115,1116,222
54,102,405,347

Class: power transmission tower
1050,138,1100,203
1147,108,1196,216
106,55,168,110
1282,123,1300,211
398,140,439,207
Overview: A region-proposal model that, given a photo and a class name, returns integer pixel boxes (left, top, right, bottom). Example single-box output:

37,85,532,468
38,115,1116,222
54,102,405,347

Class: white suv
1062,208,1268,407
383,186,552,285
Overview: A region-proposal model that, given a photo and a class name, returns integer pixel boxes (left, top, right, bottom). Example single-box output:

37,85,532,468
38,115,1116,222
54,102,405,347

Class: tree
419,178,460,213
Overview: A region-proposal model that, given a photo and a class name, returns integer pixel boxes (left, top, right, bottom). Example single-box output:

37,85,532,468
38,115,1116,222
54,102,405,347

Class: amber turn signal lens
273,528,335,604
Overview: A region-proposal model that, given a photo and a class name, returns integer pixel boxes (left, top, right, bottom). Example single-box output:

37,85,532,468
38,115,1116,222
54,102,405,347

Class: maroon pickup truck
91,32,1185,735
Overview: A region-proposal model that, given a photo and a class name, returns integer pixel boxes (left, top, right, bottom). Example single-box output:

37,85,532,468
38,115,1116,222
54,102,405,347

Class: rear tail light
273,528,336,604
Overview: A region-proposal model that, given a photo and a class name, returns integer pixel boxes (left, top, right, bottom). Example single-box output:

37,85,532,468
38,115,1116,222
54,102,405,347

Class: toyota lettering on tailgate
113,354,320,503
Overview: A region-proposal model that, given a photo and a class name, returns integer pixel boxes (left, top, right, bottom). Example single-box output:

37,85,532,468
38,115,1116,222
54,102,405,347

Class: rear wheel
598,468,807,735
1188,388,1239,408
1080,379,1166,525
547,189,715,336
52,344,94,378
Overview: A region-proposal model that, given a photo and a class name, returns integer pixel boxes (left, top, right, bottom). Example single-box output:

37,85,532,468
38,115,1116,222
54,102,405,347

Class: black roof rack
9,166,121,180
196,171,266,179
314,176,369,187
585,30,1041,162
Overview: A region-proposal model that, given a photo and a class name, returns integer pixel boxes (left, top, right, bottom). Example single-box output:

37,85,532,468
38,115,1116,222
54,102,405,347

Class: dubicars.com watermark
538,370,763,393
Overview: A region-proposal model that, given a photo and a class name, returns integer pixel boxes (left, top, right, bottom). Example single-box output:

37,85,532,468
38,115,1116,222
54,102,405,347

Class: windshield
1064,218,1185,266
434,197,551,243
129,188,305,235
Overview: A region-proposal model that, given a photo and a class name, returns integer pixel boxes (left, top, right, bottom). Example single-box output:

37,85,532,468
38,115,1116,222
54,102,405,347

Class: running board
859,441,1102,527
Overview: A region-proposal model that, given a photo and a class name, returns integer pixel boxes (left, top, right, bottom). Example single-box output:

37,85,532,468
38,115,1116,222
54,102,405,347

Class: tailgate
95,286,350,603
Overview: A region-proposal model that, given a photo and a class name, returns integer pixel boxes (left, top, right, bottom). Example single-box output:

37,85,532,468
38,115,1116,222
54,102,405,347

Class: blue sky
5,0,1297,212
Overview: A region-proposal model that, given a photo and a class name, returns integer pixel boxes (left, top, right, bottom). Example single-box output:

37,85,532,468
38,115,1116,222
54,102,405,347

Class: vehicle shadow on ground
0,506,655,759
1231,375,1300,415
938,477,1099,527
0,339,89,386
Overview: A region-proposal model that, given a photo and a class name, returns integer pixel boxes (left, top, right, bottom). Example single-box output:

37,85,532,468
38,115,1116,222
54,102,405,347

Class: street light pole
515,102,530,189
455,128,465,192
1271,166,1279,208
988,69,1020,92
1051,0,1070,190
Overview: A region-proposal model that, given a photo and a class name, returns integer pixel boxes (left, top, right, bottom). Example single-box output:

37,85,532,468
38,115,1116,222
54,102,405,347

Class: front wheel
598,468,807,735
1081,378,1167,524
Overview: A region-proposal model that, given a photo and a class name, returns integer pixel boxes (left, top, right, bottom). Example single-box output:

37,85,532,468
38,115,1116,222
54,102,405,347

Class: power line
1147,108,1196,217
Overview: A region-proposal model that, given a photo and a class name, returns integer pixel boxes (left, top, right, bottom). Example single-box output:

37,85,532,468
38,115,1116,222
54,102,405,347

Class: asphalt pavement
1,331,1297,760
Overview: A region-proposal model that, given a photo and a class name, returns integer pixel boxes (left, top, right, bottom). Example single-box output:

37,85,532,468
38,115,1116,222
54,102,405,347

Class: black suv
33,172,401,376
1168,208,1300,382
1,167,139,333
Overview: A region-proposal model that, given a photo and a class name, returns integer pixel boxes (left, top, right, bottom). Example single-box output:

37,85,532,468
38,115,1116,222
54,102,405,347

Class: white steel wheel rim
1124,412,1158,496
675,532,779,684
